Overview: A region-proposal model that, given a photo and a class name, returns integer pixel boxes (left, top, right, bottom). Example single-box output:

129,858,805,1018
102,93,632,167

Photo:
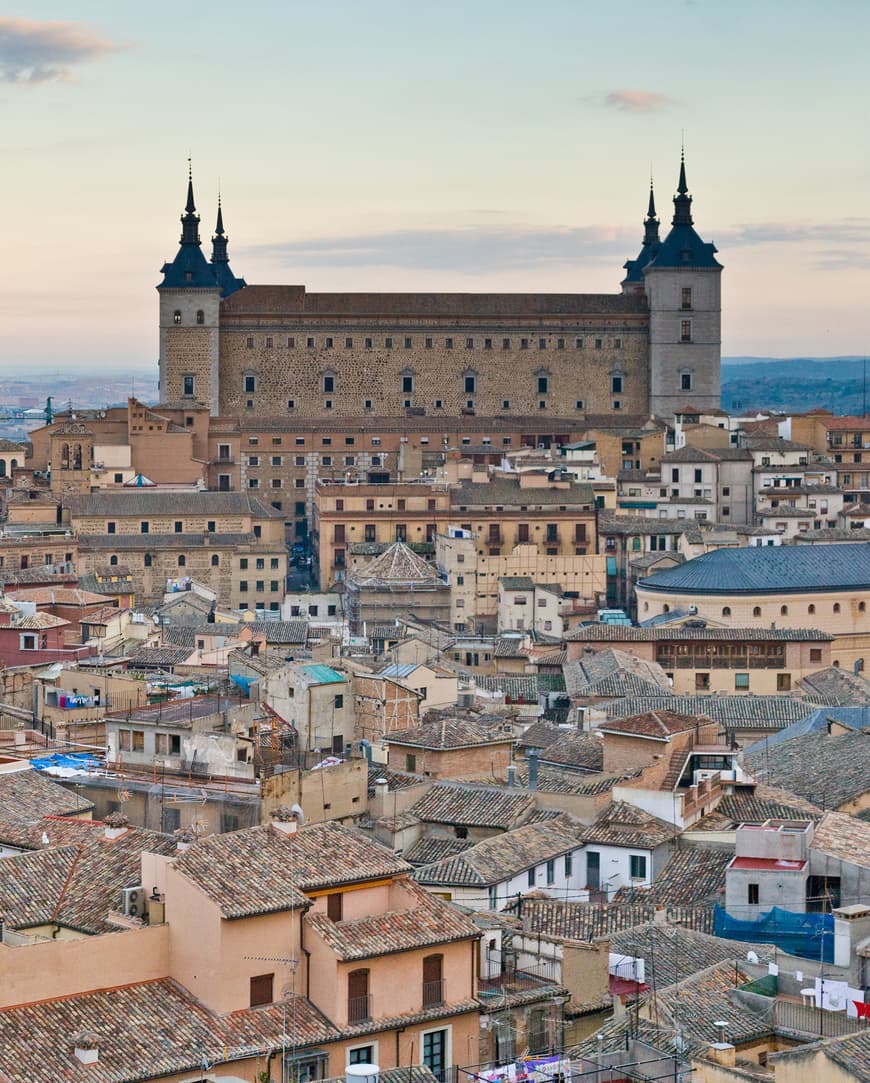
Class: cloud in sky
604,89,673,112
724,218,870,248
0,16,118,84
243,224,635,274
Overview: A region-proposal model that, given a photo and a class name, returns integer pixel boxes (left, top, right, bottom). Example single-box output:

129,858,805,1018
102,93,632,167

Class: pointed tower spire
212,193,229,265
643,175,660,247
180,159,201,245
672,147,693,226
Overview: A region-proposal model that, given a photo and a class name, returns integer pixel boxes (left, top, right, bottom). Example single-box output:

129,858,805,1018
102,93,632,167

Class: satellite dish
746,951,759,964
290,802,306,826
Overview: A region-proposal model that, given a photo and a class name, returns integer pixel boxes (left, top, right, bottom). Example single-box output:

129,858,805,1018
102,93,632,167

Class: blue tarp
31,752,102,773
714,904,834,963
229,673,256,696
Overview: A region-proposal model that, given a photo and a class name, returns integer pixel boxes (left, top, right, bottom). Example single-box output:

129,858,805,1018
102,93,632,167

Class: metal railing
775,998,868,1039
347,993,372,1024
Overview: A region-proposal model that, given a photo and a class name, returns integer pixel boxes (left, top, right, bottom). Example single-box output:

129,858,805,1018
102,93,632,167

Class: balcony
347,994,372,1024
485,530,503,547
212,455,235,465
422,979,445,1008
544,532,560,545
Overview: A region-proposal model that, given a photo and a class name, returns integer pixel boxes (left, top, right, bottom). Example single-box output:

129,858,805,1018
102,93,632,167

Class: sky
0,0,868,370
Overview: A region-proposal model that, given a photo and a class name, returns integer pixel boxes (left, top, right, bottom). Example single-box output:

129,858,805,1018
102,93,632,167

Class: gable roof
413,814,583,888
537,731,604,773
0,765,93,822
408,782,534,830
811,811,870,869
745,728,870,809
351,542,440,587
0,821,176,933
306,879,477,960
599,710,705,741
173,821,409,918
387,717,514,751
564,649,672,699
582,801,678,850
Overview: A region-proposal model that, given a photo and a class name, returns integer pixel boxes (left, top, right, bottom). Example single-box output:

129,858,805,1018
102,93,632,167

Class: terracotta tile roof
7,587,113,605
811,810,870,868
537,731,604,773
66,490,284,519
513,765,631,796
14,612,69,629
582,801,678,850
409,783,534,829
599,710,705,740
387,717,515,751
0,979,338,1083
604,694,813,730
655,960,772,1048
612,846,730,908
174,821,410,918
413,814,582,888
811,1030,870,1078
403,836,474,866
517,720,565,750
608,923,776,989
798,665,870,706
126,645,190,669
745,727,870,807
0,766,93,821
306,879,478,960
687,786,824,832
0,822,176,933
473,674,541,700
367,765,423,790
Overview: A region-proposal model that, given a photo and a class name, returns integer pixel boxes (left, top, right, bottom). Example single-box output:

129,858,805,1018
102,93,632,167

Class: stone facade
158,159,722,423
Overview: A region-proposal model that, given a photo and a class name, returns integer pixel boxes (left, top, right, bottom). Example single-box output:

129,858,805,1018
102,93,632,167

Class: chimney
271,805,301,836
103,812,129,840
174,828,196,852
507,764,515,788
73,1032,100,1065
707,1044,735,1068
527,748,539,791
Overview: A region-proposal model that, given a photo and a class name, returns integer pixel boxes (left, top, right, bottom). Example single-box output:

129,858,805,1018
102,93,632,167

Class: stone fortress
157,154,722,423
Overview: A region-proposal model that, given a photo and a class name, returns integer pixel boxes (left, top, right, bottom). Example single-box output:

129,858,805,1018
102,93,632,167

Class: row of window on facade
238,333,627,351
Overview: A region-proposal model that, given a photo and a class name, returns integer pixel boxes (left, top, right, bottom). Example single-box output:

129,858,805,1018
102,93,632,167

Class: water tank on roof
346,1065,379,1083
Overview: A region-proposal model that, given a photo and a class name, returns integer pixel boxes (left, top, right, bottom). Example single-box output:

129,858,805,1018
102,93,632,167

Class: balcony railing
347,994,372,1024
422,979,445,1008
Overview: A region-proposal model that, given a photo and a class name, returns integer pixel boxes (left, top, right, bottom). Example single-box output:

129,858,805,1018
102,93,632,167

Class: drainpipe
359,738,373,768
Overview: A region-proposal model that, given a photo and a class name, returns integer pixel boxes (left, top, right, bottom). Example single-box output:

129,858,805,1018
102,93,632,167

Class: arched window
109,555,118,566
178,555,186,567
73,444,82,469
144,554,152,568
808,604,816,615
643,602,649,612
61,443,70,469
173,310,182,325
753,606,762,617
833,602,841,614
211,554,219,566
0,462,6,478
722,607,731,617
663,604,670,614
780,605,788,617
9,459,16,470
860,602,866,613
196,309,204,325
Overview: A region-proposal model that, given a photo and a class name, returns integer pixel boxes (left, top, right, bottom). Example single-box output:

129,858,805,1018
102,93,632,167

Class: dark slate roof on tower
644,153,722,272
159,167,245,296
623,178,662,284
211,195,246,297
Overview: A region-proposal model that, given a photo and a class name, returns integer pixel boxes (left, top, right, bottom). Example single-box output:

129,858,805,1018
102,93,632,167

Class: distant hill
722,356,870,415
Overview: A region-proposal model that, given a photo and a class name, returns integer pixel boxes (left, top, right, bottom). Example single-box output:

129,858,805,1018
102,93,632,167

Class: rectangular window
182,375,195,396
307,336,315,348
735,672,750,690
140,521,149,534
612,375,623,393
680,320,692,343
406,753,416,772
629,854,647,880
345,336,353,348
681,286,693,310
748,883,759,905
464,375,476,394
250,973,274,1008
325,336,334,348
244,375,256,393
564,852,573,877
466,337,474,349
107,521,116,534
537,375,548,394
402,375,414,393
546,859,555,884
404,336,413,349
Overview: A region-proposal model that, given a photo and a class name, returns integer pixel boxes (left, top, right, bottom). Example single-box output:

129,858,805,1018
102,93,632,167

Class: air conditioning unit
121,886,146,919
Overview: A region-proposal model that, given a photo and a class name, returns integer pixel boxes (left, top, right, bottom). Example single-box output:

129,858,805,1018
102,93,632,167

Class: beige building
64,489,287,609
566,624,834,695
636,544,870,659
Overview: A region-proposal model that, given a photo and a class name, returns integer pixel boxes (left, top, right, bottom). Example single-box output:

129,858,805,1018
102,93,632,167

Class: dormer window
184,272,193,282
